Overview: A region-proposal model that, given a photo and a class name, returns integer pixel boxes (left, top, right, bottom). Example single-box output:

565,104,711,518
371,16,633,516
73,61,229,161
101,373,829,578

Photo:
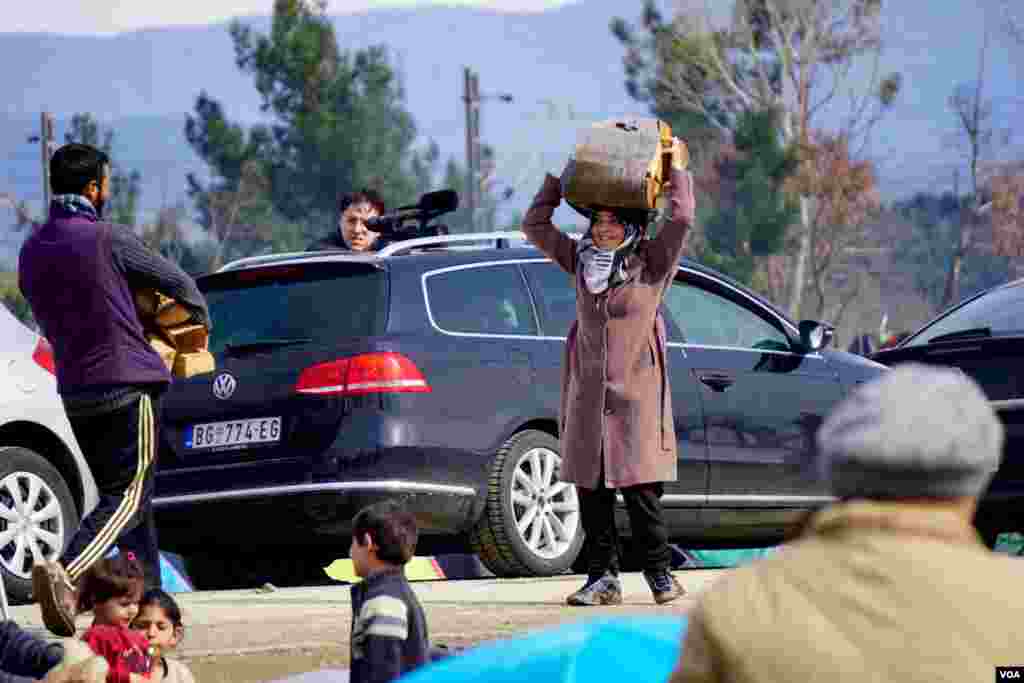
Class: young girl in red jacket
75,553,154,683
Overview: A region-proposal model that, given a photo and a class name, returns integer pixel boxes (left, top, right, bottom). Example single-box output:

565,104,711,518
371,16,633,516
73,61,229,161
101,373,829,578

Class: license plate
186,417,282,450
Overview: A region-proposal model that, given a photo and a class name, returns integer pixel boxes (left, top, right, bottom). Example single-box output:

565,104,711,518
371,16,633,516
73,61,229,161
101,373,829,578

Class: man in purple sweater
19,143,210,637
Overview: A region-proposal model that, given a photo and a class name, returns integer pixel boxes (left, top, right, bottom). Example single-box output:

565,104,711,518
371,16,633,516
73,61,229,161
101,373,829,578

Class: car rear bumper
153,479,481,554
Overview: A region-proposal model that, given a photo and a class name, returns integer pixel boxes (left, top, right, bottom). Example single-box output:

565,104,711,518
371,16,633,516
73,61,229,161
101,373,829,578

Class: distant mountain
0,1,640,224
1,0,1021,265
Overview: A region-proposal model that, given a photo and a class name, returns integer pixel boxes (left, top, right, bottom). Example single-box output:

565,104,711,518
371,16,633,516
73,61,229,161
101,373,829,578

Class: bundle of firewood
134,289,215,379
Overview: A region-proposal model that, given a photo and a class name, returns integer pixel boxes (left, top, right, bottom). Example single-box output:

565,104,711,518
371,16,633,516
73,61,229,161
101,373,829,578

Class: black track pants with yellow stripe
60,392,162,589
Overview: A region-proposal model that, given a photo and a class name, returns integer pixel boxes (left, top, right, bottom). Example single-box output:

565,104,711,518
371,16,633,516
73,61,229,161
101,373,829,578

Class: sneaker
566,572,623,606
32,561,77,636
644,570,685,605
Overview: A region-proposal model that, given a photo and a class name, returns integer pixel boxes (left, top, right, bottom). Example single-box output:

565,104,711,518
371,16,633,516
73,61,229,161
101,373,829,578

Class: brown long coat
670,501,1024,683
521,170,691,489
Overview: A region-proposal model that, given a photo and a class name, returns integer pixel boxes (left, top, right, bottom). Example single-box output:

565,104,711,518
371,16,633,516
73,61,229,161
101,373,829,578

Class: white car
0,304,97,602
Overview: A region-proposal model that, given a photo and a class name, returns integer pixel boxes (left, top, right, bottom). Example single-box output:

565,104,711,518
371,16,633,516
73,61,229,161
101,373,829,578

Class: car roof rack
217,251,314,272
217,231,585,272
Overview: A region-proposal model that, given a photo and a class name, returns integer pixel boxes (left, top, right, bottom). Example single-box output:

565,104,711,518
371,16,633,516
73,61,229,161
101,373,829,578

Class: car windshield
903,283,1024,347
199,263,387,355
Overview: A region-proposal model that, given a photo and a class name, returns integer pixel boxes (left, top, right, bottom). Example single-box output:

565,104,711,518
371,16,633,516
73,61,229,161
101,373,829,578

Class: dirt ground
10,571,715,683
182,600,695,682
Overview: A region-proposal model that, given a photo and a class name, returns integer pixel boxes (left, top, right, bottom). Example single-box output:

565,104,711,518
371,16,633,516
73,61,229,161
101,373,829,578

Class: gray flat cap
816,363,1004,499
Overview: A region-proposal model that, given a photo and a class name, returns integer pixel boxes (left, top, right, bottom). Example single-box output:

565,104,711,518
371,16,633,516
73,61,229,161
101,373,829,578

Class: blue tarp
401,616,688,683
671,545,777,569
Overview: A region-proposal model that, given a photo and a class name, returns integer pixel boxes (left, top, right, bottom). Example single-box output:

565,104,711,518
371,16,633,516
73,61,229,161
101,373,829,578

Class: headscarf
576,215,642,294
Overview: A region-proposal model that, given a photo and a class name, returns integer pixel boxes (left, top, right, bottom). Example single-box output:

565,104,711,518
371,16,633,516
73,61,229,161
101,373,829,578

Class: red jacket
82,625,152,683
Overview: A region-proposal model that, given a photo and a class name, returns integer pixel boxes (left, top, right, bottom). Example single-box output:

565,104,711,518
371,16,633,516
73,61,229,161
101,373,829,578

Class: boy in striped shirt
348,501,430,683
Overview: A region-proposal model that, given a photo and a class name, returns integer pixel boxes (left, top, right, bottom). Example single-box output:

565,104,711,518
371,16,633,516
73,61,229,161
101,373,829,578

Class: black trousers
577,471,671,579
59,393,162,590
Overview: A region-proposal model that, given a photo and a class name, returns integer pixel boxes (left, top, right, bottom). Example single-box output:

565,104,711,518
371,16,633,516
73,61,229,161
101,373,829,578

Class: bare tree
138,205,188,262
629,0,900,318
986,161,1024,265
788,131,880,323
996,0,1024,44
206,160,274,271
941,27,1009,307
0,192,37,230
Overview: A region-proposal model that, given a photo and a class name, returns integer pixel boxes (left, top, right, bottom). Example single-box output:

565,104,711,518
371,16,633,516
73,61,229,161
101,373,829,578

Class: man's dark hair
50,143,110,196
352,500,418,565
338,189,385,217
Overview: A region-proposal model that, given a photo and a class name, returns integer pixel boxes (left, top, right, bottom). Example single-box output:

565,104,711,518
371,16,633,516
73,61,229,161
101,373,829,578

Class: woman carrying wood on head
521,136,695,606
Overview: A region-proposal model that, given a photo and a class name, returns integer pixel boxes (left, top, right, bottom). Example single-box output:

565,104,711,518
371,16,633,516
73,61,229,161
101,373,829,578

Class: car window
522,262,577,337
200,263,387,354
662,277,791,351
426,265,538,336
903,283,1024,347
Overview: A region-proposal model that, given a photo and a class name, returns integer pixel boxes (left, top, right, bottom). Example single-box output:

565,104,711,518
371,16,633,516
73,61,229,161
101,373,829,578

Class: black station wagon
151,232,887,588
874,278,1024,546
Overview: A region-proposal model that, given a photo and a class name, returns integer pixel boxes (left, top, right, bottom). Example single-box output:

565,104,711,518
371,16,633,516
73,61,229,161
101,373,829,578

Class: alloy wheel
0,471,65,579
510,447,580,560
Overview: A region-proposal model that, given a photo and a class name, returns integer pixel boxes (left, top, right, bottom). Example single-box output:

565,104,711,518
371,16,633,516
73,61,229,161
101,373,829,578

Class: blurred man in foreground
670,363,1024,683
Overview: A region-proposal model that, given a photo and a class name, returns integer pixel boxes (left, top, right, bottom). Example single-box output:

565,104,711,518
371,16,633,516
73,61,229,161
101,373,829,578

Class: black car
874,278,1024,544
152,233,885,588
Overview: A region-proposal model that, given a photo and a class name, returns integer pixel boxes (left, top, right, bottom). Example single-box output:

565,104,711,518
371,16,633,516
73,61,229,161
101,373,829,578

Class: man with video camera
307,188,457,253
308,189,391,253
303,187,456,253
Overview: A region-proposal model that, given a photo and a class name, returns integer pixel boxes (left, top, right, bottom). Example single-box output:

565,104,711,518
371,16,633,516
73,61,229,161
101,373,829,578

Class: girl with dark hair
521,138,696,606
132,589,194,683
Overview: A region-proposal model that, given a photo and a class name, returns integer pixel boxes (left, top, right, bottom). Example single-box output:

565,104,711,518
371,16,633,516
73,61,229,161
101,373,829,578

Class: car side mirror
798,320,834,352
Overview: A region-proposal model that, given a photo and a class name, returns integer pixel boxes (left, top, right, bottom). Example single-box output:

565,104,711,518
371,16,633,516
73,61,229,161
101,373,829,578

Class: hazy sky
5,0,577,35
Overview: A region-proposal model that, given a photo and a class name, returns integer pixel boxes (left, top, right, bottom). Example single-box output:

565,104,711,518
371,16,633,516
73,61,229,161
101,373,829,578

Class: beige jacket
521,170,690,489
671,501,1024,683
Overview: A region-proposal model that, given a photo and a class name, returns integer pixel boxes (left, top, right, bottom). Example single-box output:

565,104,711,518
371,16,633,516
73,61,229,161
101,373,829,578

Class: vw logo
212,373,237,400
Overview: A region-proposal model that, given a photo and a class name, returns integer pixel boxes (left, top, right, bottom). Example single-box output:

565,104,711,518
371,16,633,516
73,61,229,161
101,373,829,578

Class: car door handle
698,372,734,392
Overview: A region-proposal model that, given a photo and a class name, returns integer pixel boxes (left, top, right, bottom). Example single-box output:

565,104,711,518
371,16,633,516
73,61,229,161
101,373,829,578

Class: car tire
469,430,584,577
0,446,79,604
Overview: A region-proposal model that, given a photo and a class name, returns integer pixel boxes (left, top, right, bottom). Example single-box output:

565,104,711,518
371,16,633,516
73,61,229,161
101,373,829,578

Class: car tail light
295,358,351,395
32,338,55,374
295,352,431,396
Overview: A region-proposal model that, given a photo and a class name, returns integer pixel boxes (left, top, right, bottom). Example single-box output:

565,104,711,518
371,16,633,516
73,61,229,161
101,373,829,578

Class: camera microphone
416,189,459,215
365,189,459,230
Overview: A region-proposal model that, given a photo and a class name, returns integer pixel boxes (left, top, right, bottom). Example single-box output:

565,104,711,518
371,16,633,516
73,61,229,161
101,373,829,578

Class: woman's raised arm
645,163,696,283
521,174,578,275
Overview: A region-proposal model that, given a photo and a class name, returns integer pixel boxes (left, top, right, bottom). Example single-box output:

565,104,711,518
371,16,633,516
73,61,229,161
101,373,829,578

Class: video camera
365,189,458,240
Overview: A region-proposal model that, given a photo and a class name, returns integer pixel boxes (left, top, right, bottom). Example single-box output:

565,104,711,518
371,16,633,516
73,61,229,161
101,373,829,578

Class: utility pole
462,67,481,231
461,68,512,233
39,111,55,209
